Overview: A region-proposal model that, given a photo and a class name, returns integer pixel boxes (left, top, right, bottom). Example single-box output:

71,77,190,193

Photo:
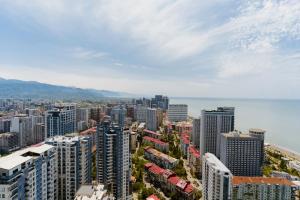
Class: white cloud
70,47,109,60
0,0,300,98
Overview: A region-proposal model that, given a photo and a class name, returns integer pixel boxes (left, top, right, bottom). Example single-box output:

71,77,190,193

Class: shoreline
266,143,300,162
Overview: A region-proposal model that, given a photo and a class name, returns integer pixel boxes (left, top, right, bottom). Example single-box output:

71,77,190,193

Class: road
183,158,202,191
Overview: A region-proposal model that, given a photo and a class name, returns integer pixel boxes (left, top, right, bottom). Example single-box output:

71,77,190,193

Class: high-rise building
111,106,127,127
167,104,188,122
0,132,19,153
0,144,57,200
150,95,169,111
232,176,297,200
76,108,90,124
192,118,201,148
136,105,147,123
219,130,265,176
202,153,232,200
0,117,10,133
46,135,92,200
146,108,157,131
45,104,76,138
96,121,131,200
32,123,45,144
90,107,102,122
200,107,235,157
10,114,32,147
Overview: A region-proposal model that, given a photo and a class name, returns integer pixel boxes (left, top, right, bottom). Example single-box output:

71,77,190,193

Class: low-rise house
144,146,178,169
180,133,190,157
146,194,160,200
188,145,201,178
143,136,169,152
144,163,195,200
144,129,162,139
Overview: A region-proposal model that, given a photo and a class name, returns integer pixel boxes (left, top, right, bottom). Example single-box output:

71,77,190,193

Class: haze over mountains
0,77,132,100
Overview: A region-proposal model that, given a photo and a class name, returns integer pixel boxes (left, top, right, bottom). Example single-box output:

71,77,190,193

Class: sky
0,0,299,98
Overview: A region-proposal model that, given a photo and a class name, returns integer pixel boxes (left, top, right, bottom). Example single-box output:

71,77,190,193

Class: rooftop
144,129,162,136
204,153,231,173
144,146,178,163
188,145,200,158
233,176,296,186
0,144,54,170
146,194,160,200
0,154,31,170
75,184,108,200
143,136,168,146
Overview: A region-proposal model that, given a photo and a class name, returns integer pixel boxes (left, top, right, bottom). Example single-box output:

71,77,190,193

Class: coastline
266,144,300,162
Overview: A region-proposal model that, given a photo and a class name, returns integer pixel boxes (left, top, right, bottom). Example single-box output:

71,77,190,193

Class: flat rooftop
0,144,54,170
233,176,296,186
204,153,231,172
0,154,31,170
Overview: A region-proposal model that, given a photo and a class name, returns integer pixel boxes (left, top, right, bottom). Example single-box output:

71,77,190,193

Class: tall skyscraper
10,114,32,147
202,153,232,200
0,117,11,133
0,144,57,200
111,106,127,127
146,108,157,131
96,121,131,200
219,130,265,176
45,104,76,138
192,118,201,148
46,135,92,200
136,105,147,123
167,104,188,122
200,107,235,157
150,95,169,111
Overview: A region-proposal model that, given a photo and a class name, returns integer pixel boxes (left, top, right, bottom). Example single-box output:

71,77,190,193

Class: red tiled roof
144,163,153,169
146,194,160,200
181,133,190,144
168,176,180,185
143,136,168,146
184,183,194,193
144,129,162,136
162,170,175,179
176,180,188,189
189,145,200,158
148,164,165,175
232,176,296,186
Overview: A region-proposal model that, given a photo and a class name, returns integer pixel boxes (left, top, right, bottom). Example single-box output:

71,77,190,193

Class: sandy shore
266,144,300,162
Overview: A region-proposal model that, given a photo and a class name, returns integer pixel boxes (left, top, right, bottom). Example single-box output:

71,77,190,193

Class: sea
170,97,300,154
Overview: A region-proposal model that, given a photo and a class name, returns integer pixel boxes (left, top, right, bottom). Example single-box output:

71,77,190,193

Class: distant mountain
0,78,132,100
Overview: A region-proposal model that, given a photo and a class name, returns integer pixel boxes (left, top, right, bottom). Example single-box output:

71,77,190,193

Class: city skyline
0,1,300,99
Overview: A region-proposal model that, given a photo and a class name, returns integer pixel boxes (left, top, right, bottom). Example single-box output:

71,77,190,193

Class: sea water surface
170,97,300,153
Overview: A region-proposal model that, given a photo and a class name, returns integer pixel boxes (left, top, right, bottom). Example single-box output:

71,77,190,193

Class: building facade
232,176,297,200
96,121,132,200
200,107,235,157
45,104,76,138
136,105,147,123
10,114,32,148
0,132,19,153
46,135,92,200
219,130,265,176
202,153,232,200
146,108,157,131
167,104,188,122
0,144,57,200
192,118,201,148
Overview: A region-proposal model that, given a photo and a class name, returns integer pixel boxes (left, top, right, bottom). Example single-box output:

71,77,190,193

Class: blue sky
0,0,299,98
